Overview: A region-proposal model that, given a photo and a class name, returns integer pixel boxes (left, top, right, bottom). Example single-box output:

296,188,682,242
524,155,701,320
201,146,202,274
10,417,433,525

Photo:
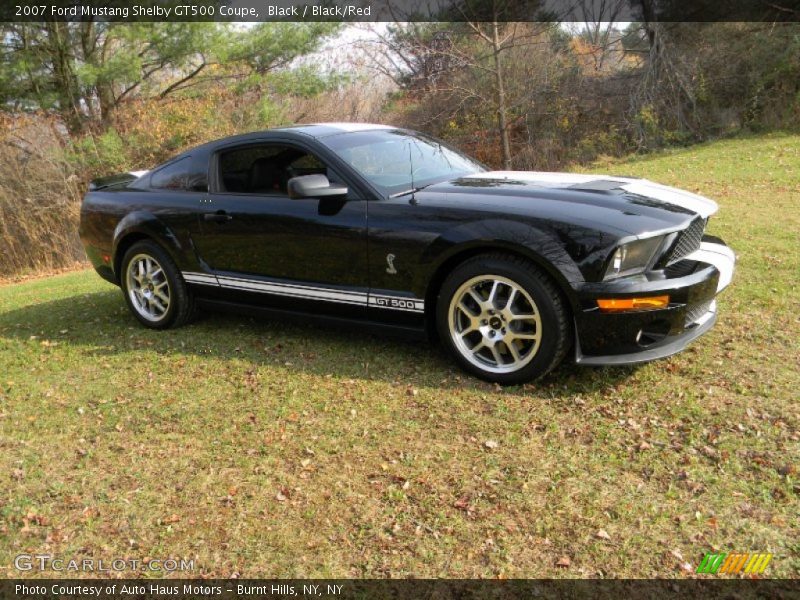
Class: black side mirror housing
287,174,348,199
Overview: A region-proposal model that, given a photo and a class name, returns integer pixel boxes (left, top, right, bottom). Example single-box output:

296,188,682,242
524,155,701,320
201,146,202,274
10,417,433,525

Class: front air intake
666,217,706,266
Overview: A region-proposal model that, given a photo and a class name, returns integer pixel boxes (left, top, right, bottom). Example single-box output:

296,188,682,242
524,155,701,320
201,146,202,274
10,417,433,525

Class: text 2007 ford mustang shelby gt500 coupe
80,123,735,384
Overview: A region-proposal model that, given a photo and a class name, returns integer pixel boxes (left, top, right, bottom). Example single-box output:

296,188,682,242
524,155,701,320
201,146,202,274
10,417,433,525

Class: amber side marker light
597,295,670,312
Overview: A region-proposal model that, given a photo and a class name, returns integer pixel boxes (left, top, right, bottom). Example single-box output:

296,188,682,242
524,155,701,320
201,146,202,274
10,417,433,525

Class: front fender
421,219,586,303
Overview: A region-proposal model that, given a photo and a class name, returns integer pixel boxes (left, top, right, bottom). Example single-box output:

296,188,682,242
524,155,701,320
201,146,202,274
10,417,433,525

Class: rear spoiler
88,170,149,191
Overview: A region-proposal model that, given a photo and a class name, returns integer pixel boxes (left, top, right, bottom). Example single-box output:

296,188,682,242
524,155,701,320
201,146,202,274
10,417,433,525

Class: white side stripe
217,277,367,306
182,273,218,285
217,275,367,302
181,272,424,313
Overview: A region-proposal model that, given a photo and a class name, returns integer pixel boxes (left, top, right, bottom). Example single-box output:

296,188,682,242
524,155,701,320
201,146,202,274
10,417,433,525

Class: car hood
471,171,717,216
420,170,718,236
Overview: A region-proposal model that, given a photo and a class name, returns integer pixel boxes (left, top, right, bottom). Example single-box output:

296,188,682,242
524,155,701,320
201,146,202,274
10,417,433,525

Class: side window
218,146,285,194
287,153,327,177
288,153,348,187
217,144,341,195
150,157,190,190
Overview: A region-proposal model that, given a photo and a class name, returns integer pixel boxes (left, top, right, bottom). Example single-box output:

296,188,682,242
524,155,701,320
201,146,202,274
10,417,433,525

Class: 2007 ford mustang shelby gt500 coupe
80,123,735,384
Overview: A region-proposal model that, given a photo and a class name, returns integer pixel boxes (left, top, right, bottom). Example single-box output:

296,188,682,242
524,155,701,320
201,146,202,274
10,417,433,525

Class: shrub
0,114,84,276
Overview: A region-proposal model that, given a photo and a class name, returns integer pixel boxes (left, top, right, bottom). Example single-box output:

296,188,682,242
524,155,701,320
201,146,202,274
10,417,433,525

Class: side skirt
195,298,428,342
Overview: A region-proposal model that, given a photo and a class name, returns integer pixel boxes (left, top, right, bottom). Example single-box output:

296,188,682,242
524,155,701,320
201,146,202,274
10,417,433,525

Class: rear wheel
120,240,196,329
436,253,571,384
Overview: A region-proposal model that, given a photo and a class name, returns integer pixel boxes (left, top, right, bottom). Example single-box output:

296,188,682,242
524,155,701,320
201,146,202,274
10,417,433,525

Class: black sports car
80,123,735,384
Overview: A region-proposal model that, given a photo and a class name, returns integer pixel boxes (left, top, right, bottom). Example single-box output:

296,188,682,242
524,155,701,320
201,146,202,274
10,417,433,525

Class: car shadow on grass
0,289,641,393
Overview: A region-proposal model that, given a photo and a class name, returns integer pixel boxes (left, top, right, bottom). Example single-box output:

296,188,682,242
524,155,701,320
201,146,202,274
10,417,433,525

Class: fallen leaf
700,445,719,460
556,556,571,568
595,529,611,541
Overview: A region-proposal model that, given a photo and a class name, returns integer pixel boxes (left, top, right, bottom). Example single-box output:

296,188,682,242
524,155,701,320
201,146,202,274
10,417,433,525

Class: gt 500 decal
182,272,424,313
369,295,424,313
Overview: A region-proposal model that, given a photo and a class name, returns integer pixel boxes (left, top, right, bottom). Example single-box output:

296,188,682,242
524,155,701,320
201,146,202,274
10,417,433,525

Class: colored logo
696,552,772,575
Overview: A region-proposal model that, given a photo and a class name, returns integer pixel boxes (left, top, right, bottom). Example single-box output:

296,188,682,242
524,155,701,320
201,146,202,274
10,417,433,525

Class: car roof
271,122,395,138
181,123,398,158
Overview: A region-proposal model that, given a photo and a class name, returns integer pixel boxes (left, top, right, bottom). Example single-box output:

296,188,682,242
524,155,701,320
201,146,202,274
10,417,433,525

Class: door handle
204,210,232,223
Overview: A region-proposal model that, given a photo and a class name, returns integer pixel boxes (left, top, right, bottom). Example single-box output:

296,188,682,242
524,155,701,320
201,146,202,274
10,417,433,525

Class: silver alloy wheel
448,275,543,374
126,253,170,322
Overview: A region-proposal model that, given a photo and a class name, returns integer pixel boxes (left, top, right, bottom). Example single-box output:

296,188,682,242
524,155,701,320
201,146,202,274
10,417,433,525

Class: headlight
604,236,665,280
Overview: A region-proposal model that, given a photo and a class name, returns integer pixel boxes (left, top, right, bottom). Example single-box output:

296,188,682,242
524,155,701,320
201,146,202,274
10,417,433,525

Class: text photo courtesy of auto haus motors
1,0,798,596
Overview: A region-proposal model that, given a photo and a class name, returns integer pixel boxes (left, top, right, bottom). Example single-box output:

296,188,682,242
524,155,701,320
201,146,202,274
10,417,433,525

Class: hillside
1,134,798,577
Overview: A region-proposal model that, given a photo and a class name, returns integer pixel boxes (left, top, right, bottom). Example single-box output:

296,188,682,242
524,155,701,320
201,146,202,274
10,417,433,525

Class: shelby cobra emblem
80,123,735,384
385,253,398,275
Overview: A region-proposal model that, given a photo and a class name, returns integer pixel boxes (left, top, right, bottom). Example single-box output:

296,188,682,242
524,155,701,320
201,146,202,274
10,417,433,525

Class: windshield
321,129,485,197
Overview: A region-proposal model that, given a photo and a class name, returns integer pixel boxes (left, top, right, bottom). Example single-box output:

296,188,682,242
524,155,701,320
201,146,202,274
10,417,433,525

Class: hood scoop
567,179,626,192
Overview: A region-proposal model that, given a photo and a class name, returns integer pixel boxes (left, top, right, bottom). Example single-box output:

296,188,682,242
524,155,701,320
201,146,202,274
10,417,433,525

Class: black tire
119,240,197,329
436,253,571,385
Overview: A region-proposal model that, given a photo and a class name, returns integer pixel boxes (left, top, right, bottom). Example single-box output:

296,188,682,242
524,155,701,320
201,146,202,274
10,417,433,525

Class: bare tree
363,11,560,168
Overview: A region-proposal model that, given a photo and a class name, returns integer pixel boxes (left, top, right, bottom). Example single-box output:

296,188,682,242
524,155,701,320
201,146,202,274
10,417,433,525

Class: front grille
685,299,712,327
667,218,706,265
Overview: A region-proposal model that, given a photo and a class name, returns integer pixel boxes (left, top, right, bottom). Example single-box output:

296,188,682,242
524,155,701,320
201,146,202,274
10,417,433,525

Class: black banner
2,579,799,600
2,0,800,22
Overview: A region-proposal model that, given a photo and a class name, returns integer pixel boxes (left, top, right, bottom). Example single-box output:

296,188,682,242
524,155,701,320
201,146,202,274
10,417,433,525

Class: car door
191,140,369,318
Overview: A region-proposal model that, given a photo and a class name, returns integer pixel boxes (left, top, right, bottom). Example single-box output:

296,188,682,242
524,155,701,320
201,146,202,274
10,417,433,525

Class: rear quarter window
150,157,190,190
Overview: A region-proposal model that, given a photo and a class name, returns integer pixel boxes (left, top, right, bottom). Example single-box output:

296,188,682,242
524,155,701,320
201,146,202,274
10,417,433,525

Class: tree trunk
491,21,512,170
96,85,116,126
46,22,83,133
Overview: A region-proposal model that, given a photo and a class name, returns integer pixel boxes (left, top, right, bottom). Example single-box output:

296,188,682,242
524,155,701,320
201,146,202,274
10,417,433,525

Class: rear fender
112,211,195,279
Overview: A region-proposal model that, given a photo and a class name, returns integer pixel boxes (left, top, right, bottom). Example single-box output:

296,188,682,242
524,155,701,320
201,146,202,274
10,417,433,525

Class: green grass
1,133,798,578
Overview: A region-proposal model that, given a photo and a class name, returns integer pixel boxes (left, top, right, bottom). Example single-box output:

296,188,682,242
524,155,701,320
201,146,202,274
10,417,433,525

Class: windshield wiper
388,184,431,199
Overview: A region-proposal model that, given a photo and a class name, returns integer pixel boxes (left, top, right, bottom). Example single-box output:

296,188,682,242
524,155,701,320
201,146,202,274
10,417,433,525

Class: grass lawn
1,133,798,578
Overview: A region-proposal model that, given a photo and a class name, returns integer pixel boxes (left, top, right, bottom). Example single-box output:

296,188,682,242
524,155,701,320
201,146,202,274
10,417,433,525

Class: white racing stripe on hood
464,171,719,218
617,179,718,218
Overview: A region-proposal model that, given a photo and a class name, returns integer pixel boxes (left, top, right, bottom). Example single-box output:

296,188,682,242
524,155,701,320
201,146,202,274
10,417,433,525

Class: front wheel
436,253,571,385
120,240,196,329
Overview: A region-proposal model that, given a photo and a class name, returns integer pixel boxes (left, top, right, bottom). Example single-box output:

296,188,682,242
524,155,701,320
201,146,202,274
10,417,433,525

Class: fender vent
667,218,706,266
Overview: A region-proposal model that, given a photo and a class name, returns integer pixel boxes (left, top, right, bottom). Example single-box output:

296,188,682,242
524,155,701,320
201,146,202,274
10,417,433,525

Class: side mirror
287,174,347,199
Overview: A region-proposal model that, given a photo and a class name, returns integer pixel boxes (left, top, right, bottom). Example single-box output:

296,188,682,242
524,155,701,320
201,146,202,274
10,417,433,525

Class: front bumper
573,235,735,365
